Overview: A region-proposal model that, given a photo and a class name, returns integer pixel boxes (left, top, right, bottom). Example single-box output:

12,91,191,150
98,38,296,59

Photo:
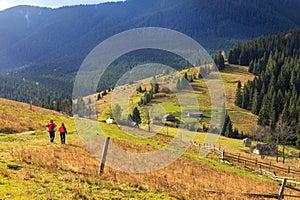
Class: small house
253,143,277,156
243,138,252,147
164,114,176,122
187,111,204,118
153,117,162,125
154,93,167,98
129,121,138,128
106,118,114,124
160,87,171,94
253,148,260,155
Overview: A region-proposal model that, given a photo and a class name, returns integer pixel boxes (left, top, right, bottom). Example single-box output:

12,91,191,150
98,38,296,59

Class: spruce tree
233,128,239,139
221,114,230,136
154,83,159,94
132,107,141,125
184,72,188,81
214,51,225,70
97,93,101,101
251,89,260,114
136,85,142,93
239,47,249,66
176,79,182,91
270,93,278,130
242,85,250,109
258,103,270,126
296,120,300,148
225,120,233,138
235,81,243,107
112,104,122,121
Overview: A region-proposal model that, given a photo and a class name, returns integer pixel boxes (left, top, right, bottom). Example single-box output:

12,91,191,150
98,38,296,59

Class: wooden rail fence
192,142,300,198
192,142,300,180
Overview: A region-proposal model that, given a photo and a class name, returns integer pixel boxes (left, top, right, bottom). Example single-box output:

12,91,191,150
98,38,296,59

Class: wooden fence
192,142,300,199
193,142,300,181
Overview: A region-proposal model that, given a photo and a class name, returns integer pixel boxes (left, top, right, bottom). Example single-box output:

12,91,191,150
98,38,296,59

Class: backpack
48,123,56,132
59,125,65,133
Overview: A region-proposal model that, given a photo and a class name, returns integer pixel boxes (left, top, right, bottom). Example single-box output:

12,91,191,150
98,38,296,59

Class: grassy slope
91,64,300,198
96,64,300,164
2,120,297,199
1,63,300,199
0,99,170,199
0,98,73,134
220,64,258,134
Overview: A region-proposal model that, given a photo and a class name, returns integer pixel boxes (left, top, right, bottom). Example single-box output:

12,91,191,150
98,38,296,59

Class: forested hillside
0,0,300,113
1,0,299,73
230,29,300,145
0,74,72,114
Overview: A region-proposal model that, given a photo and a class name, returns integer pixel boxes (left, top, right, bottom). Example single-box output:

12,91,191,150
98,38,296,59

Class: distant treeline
0,74,72,115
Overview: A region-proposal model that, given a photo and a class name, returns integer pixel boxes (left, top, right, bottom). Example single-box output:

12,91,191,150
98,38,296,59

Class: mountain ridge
0,0,299,111
1,0,300,74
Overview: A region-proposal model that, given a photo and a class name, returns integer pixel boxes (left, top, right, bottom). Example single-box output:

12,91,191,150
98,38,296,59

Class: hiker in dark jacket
58,122,67,144
46,119,57,142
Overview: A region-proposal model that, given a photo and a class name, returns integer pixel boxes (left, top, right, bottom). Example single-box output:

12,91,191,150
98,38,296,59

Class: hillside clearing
2,129,300,199
1,73,300,199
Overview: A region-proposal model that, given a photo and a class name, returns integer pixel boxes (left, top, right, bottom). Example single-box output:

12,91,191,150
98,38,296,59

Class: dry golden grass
10,138,300,200
0,95,298,199
2,135,171,199
0,98,71,133
1,63,299,199
219,64,258,134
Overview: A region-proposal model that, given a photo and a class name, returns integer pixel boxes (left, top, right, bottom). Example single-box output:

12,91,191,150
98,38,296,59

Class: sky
0,0,125,11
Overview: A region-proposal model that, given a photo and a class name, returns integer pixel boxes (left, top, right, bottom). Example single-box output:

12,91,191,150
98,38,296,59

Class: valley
0,1,300,199
1,63,300,199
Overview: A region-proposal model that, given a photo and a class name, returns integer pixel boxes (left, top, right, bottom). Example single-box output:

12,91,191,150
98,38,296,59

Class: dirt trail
17,131,35,135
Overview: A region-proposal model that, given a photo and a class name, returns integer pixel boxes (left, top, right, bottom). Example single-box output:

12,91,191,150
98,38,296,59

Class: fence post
238,154,240,162
244,161,246,168
99,137,110,174
255,158,258,165
221,149,224,161
278,178,287,200
288,166,290,174
259,164,262,175
269,161,271,171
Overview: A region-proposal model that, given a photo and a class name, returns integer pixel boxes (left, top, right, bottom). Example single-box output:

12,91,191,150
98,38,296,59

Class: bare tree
146,112,151,132
274,116,297,164
253,125,271,143
253,125,272,158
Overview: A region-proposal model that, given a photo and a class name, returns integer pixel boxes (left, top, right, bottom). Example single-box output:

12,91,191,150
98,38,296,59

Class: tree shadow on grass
244,194,277,199
245,193,300,199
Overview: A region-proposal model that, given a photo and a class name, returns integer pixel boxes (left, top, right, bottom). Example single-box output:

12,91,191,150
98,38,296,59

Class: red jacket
59,125,67,133
47,123,56,132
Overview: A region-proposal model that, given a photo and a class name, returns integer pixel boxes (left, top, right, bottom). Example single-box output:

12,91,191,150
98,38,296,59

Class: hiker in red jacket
46,119,57,143
59,122,67,144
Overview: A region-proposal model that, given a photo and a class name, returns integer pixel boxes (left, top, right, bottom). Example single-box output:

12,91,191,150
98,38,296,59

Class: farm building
153,117,163,125
243,138,252,147
154,93,167,98
164,114,176,122
252,143,277,156
160,86,171,94
187,111,204,118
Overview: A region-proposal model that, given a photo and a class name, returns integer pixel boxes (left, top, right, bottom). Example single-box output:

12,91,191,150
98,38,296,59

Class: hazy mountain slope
0,0,299,74
0,0,299,109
